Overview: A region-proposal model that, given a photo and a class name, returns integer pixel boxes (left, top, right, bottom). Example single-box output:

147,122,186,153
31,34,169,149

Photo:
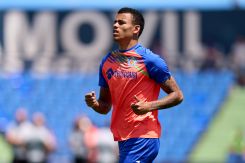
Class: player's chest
103,56,148,82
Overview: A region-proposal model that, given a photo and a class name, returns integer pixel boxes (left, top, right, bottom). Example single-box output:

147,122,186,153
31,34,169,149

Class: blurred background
0,0,245,163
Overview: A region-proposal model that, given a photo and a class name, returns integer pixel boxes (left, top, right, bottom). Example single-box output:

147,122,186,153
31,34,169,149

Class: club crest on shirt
128,57,137,67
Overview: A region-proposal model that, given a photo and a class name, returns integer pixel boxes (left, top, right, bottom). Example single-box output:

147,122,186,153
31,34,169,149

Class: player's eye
119,20,126,25
114,20,126,26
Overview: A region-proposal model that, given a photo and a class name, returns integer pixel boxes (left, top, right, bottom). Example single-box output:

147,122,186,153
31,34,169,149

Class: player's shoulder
135,45,164,63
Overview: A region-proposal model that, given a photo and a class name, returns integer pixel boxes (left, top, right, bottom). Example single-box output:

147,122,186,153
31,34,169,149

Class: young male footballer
85,7,183,163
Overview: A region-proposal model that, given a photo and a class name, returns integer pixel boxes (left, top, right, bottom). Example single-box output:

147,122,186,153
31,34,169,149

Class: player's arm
150,76,183,110
131,76,183,115
85,87,112,114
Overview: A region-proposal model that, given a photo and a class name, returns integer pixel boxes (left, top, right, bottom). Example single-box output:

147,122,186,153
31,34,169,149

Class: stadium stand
0,71,234,162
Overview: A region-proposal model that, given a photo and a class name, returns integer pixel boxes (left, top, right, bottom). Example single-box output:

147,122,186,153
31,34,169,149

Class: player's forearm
91,99,111,114
149,90,183,110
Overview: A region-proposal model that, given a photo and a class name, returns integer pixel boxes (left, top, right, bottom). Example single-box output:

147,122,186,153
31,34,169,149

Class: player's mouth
113,30,119,35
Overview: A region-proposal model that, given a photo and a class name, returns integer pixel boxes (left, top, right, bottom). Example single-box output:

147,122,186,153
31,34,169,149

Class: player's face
113,13,138,42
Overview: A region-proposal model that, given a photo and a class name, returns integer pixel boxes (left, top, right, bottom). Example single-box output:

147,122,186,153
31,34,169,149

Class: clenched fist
131,95,152,115
85,91,98,108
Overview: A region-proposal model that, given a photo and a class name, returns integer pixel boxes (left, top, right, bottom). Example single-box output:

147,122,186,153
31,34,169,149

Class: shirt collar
119,43,140,53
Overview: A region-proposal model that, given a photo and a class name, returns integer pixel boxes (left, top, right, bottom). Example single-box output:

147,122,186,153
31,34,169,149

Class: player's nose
113,22,119,28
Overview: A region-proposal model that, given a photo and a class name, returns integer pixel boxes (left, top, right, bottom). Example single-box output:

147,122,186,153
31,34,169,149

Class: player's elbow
176,90,184,104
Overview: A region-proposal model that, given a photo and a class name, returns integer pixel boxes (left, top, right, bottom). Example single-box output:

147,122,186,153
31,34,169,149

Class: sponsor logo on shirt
106,68,137,80
106,68,114,80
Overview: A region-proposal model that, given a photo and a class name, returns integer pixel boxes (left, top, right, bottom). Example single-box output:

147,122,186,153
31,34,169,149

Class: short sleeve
98,53,110,88
145,54,171,84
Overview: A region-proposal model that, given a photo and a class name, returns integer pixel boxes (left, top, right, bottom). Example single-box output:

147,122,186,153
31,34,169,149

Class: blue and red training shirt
99,43,171,141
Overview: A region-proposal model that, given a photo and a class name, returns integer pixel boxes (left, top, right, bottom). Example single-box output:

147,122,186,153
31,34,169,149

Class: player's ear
133,25,140,36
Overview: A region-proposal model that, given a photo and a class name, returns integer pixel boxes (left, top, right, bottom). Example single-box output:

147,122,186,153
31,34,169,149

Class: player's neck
118,39,138,51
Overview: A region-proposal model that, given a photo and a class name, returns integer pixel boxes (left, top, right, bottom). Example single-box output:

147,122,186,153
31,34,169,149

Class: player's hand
85,91,98,108
130,95,151,115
